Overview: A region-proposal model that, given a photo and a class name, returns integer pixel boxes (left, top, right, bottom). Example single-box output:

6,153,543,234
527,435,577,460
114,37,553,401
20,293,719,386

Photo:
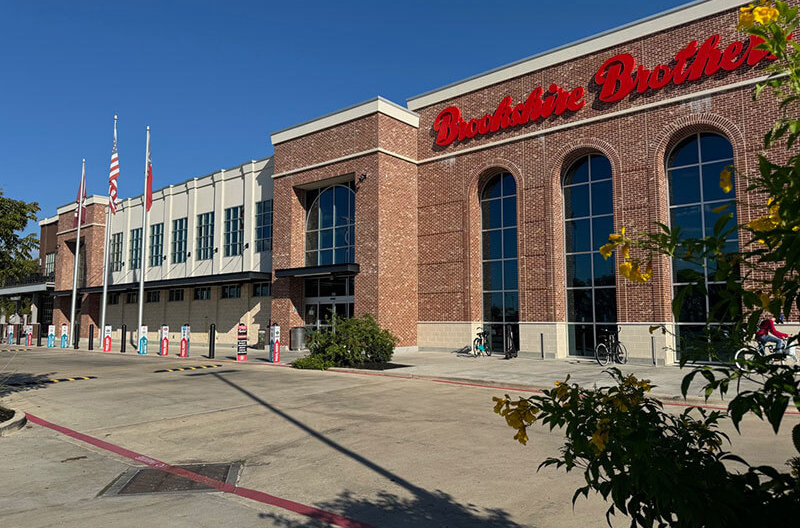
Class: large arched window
667,132,737,356
481,172,519,352
305,184,355,266
564,154,615,356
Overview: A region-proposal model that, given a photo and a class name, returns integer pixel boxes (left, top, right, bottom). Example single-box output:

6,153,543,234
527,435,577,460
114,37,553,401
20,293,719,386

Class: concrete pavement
1,346,797,527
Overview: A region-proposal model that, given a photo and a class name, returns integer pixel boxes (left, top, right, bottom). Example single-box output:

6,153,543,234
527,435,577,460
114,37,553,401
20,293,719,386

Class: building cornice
270,97,420,146
272,147,417,179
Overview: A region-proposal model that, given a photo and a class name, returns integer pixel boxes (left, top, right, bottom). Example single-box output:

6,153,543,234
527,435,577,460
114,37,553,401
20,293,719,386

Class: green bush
291,355,333,370
300,313,398,368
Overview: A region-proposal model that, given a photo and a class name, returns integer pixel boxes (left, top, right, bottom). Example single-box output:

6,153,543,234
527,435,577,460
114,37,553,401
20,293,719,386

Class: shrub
291,355,333,370
301,313,398,368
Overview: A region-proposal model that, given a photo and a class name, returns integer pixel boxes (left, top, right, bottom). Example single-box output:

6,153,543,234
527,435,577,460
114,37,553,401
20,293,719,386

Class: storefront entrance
303,277,354,333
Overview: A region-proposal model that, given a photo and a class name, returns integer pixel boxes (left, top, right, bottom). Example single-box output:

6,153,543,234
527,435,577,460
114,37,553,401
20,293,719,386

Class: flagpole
69,159,86,349
100,115,117,337
137,126,150,352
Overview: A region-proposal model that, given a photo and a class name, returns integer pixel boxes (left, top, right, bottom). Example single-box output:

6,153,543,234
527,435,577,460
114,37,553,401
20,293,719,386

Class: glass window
168,289,184,302
224,206,244,257
253,282,271,297
129,228,142,270
44,252,56,277
668,133,738,359
108,292,120,305
255,200,273,252
196,212,215,261
306,183,355,266
110,233,124,272
171,218,187,264
303,276,355,331
126,292,138,304
146,291,160,303
564,154,616,356
149,223,164,267
221,284,241,299
481,172,519,352
193,287,211,300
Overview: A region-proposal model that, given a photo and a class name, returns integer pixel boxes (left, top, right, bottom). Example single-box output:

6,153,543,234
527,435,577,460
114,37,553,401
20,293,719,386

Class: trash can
257,329,267,350
290,326,306,351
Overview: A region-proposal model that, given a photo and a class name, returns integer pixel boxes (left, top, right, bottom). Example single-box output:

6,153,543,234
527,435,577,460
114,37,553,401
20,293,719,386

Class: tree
0,189,40,286
494,3,800,526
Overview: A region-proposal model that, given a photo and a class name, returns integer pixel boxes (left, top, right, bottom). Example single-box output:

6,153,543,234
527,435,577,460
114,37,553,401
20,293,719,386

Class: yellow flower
555,384,569,400
608,233,622,243
513,425,529,445
599,242,617,260
492,396,507,414
748,215,780,231
619,261,633,279
621,243,631,260
738,10,756,30
719,168,733,194
640,261,654,282
793,226,800,232
753,5,778,24
759,292,771,309
505,410,523,429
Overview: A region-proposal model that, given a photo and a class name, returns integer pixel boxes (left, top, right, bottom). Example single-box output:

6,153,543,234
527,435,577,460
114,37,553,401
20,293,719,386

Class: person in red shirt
756,316,789,355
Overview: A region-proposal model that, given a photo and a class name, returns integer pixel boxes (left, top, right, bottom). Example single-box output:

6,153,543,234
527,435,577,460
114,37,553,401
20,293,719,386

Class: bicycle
734,338,795,370
594,328,627,366
472,327,492,357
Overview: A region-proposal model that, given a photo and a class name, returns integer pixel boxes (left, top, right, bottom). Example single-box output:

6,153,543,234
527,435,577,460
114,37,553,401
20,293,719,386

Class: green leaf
681,370,700,398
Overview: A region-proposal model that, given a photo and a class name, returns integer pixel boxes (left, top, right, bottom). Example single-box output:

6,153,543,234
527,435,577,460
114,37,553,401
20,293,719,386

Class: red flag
73,171,87,228
146,150,153,212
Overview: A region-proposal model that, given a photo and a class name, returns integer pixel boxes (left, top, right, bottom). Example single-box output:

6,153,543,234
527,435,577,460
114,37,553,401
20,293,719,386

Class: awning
0,282,53,296
53,271,272,296
274,263,359,278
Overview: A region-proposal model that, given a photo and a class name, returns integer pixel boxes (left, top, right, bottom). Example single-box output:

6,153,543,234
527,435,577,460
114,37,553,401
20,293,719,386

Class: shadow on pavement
258,489,529,528
209,372,527,528
0,372,56,396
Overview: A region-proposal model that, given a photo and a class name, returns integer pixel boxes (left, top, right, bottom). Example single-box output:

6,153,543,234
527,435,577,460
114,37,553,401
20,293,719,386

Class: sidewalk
10,343,770,406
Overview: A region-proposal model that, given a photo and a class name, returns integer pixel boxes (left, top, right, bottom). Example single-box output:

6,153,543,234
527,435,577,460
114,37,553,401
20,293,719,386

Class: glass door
304,277,355,333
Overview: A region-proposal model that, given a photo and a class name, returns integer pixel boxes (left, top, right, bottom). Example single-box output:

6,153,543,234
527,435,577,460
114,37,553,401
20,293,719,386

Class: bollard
37,330,42,348
88,325,94,350
209,324,216,359
121,324,127,353
74,323,80,349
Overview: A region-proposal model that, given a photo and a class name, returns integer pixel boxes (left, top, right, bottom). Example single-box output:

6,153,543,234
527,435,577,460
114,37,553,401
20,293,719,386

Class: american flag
145,132,153,212
109,118,119,214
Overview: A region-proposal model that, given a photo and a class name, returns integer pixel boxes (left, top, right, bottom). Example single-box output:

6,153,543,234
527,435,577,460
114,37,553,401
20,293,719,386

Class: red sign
433,34,782,148
434,84,586,146
595,34,777,103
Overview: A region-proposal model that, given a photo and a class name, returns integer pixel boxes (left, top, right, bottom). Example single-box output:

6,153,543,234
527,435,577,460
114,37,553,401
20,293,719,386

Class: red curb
25,413,378,528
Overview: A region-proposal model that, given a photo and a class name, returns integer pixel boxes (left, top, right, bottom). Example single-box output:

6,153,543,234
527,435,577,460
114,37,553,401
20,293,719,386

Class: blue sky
1,0,686,234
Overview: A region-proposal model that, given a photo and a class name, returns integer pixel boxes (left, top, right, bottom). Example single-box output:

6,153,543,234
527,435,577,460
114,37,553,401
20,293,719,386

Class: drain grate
103,463,240,496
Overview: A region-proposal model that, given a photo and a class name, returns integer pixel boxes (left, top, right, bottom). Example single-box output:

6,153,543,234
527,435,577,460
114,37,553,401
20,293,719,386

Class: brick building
39,0,793,361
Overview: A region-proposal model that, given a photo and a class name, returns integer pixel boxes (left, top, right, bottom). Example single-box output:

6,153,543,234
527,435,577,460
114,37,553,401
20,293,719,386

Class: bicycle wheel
734,348,757,371
472,338,481,357
595,343,610,366
485,340,492,356
615,342,628,364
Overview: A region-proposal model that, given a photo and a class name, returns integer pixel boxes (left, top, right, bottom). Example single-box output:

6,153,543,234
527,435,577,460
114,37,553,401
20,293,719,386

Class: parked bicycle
594,327,627,366
472,327,492,357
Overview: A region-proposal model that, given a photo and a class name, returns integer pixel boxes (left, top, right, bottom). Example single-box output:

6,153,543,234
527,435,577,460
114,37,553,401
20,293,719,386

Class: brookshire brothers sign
433,34,779,147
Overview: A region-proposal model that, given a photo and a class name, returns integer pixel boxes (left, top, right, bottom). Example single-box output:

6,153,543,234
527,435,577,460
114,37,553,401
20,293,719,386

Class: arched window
481,172,519,352
667,132,737,356
305,184,355,266
564,154,615,356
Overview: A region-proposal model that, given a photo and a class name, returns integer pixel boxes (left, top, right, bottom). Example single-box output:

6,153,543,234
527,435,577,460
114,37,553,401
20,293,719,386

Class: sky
0,0,688,237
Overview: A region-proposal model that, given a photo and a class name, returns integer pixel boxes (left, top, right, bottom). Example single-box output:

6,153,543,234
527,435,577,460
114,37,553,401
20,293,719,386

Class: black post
121,324,127,353
209,324,216,359
73,323,80,349
37,326,42,347
88,325,94,350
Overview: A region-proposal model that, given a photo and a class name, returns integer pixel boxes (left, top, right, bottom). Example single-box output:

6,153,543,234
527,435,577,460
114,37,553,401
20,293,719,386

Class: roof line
406,0,749,110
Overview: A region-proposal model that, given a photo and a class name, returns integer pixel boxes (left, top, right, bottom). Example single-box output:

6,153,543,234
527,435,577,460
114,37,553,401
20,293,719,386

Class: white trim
38,215,58,226
406,0,749,110
56,195,109,215
270,96,419,146
417,74,769,165
272,147,417,179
